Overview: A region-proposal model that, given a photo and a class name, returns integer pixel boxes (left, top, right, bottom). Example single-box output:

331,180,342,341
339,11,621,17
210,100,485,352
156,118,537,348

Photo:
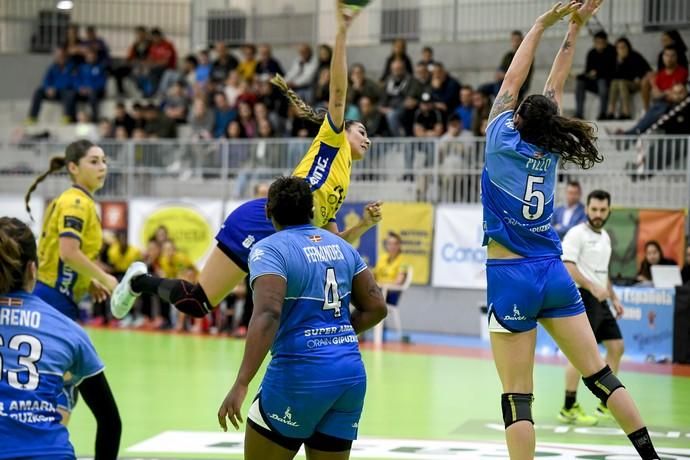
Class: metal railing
0,135,687,209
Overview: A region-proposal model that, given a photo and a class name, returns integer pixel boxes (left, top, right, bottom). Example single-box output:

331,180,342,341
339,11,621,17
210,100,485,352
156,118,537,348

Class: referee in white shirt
558,189,625,426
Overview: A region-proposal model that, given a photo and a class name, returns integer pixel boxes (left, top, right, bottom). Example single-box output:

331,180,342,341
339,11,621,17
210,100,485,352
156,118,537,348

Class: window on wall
643,0,690,31
380,0,420,43
206,10,247,47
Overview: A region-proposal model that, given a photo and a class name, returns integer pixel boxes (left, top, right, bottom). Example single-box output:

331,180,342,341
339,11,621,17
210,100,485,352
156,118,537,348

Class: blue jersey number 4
522,175,545,221
322,267,342,317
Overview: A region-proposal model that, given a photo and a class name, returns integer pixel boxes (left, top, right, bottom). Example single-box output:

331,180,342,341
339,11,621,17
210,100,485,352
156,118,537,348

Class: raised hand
336,0,361,30
536,1,581,28
571,0,603,26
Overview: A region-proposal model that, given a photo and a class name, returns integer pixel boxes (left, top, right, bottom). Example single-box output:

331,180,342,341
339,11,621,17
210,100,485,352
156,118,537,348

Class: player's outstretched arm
326,201,383,244
328,0,357,128
79,372,122,460
544,0,603,109
217,274,285,432
350,269,387,334
488,1,579,123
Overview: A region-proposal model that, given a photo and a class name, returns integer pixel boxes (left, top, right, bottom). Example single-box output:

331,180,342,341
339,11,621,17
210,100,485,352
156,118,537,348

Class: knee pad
168,280,212,318
501,393,534,428
582,365,625,406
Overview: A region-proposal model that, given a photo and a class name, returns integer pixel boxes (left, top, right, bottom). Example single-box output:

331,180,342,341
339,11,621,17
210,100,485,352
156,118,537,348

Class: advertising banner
432,205,487,289
129,199,223,266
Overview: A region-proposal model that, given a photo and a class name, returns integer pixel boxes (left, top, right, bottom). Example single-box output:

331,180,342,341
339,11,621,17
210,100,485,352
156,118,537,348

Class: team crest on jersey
308,235,322,243
242,235,256,249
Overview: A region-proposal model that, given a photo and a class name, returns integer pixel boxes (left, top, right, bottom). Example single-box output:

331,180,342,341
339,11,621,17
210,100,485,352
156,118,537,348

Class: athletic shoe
110,262,148,319
595,403,614,421
558,403,598,426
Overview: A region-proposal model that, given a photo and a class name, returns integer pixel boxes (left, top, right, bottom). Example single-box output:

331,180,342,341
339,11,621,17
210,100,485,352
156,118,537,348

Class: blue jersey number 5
522,175,545,221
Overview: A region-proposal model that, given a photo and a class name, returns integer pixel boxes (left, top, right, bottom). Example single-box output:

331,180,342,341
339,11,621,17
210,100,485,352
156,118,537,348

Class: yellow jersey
37,185,103,302
373,254,404,285
107,242,142,273
292,115,352,228
159,252,194,278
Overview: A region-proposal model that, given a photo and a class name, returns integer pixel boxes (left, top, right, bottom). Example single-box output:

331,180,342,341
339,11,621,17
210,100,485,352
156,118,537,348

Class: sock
130,274,163,297
627,427,659,459
564,391,577,410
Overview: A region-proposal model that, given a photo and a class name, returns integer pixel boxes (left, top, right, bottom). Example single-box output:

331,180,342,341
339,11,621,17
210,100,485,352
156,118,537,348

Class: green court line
68,329,690,458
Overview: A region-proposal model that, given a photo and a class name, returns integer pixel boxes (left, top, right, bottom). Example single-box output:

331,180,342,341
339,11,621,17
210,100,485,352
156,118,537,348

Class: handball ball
341,0,372,15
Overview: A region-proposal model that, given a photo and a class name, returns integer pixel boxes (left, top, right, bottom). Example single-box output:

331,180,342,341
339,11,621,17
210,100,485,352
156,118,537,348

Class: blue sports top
481,110,562,257
249,224,368,388
0,291,103,459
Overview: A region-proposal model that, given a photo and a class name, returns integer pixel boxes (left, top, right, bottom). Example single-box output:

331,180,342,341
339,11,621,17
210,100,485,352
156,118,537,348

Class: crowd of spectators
26,25,690,144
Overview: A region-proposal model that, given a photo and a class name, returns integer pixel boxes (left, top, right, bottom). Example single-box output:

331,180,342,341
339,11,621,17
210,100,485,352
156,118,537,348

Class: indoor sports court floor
70,329,690,459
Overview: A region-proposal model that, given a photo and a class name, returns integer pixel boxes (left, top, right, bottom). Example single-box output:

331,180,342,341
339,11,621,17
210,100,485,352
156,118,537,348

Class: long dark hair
516,95,602,169
0,217,38,294
24,139,96,219
638,240,670,280
270,74,357,130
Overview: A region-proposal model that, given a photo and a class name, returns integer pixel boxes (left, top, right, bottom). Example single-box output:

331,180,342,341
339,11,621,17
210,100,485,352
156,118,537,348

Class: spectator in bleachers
438,113,477,201
606,38,651,120
27,48,75,124
99,118,114,139
660,85,690,136
141,28,177,97
131,102,146,131
256,75,288,130
143,103,177,138
113,102,135,137
255,43,283,77
223,70,243,107
636,240,678,283
574,31,616,120
419,46,436,69
161,81,190,123
212,91,237,138
316,44,333,76
380,38,413,82
682,245,690,285
413,92,444,138
253,102,272,127
380,58,423,136
75,110,99,141
358,95,391,137
479,30,533,101
284,43,319,103
235,79,258,106
195,50,212,90
551,181,586,239
237,100,257,138
414,61,432,90
237,44,258,82
454,85,474,132
62,23,84,67
622,46,688,135
72,47,107,121
642,30,688,110
83,25,110,67
314,68,331,106
189,97,214,140
470,90,490,136
348,63,382,106
430,62,461,115
157,54,198,98
112,26,150,96
210,41,239,87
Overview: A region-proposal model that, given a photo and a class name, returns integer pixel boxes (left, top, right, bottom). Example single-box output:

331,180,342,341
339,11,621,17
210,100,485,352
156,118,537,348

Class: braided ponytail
25,156,67,220
271,74,326,124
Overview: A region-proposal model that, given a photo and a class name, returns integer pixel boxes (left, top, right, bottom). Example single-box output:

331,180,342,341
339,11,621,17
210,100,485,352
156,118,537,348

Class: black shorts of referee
578,288,622,343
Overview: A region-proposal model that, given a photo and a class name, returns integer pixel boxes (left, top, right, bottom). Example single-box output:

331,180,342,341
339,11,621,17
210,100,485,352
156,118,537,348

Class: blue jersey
0,291,104,459
481,110,562,257
248,224,368,389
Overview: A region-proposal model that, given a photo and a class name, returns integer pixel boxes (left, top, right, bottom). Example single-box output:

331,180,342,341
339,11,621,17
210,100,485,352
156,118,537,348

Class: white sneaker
110,262,148,319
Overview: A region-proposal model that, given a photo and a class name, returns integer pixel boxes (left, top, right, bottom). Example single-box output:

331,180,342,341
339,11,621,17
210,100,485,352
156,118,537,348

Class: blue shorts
215,198,275,272
486,256,585,333
248,379,366,441
33,282,79,321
